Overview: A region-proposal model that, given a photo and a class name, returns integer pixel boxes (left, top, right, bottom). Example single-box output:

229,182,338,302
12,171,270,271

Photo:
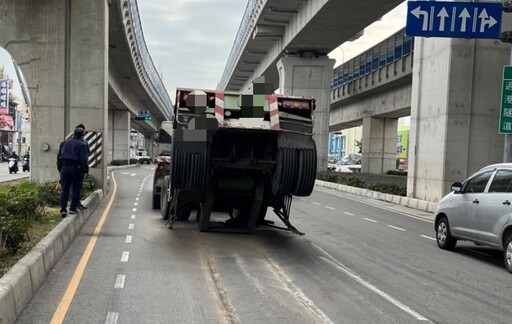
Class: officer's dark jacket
57,137,89,173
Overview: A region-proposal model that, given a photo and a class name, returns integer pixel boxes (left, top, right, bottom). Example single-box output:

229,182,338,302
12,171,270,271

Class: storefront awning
0,114,14,129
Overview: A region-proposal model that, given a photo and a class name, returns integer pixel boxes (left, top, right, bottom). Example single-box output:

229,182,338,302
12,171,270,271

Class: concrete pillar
109,110,130,163
0,0,109,190
277,55,335,171
408,37,509,202
361,117,397,174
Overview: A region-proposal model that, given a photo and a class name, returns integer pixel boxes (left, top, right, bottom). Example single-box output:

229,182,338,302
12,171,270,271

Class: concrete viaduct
220,0,512,202
0,0,173,190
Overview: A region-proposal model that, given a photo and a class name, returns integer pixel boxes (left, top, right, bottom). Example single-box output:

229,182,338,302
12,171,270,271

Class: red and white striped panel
215,92,224,126
266,95,280,130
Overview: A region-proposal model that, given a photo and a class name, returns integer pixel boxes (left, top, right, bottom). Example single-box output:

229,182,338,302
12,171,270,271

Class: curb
0,189,103,323
0,164,138,323
314,180,438,213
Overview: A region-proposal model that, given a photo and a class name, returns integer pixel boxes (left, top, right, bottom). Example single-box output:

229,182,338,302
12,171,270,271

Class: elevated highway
217,0,405,171
0,0,173,189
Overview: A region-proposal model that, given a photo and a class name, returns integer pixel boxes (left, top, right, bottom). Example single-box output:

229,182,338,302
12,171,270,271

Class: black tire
504,234,512,273
272,148,298,195
436,217,457,250
152,193,160,209
176,202,193,221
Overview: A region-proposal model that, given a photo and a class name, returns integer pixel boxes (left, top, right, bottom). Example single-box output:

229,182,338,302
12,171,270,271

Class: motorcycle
22,157,30,172
8,158,18,174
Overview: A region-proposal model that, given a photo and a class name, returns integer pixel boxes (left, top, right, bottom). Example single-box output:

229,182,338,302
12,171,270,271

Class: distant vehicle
330,154,361,172
138,155,151,165
434,163,512,273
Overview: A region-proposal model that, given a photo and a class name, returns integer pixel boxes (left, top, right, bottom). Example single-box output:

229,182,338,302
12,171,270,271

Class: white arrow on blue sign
406,1,502,39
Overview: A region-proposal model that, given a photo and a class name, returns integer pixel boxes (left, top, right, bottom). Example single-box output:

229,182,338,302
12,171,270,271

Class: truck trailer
159,86,317,233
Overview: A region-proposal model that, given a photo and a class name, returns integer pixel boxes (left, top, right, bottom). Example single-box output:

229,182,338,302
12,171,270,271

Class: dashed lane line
420,235,436,241
105,312,119,324
344,212,354,216
325,206,335,210
312,202,320,206
120,251,130,262
363,218,378,223
125,235,132,243
128,223,135,230
114,275,125,289
387,225,406,232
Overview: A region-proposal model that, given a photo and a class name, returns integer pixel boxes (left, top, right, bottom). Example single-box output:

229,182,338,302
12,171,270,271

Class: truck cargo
159,84,317,233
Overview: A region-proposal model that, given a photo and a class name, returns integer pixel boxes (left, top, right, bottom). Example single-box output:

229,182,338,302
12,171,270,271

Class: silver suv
435,163,512,273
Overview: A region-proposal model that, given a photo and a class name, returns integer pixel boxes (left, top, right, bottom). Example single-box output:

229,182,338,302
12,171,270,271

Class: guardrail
217,0,258,90
126,0,174,118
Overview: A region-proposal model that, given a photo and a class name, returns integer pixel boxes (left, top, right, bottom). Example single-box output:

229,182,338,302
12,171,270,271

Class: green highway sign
500,66,512,134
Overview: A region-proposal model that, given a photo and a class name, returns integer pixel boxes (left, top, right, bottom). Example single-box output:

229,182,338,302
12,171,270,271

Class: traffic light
134,116,152,121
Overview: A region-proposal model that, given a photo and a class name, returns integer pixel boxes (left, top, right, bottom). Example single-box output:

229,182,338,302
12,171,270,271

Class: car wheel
504,234,512,273
160,178,171,220
436,217,457,250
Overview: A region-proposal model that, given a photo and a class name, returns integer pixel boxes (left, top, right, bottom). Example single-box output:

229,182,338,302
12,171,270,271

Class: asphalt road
15,166,512,323
0,160,29,183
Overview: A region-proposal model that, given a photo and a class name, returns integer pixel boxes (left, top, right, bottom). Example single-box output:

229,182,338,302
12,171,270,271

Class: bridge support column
0,0,109,190
361,117,397,174
108,110,130,163
277,55,335,171
408,38,509,202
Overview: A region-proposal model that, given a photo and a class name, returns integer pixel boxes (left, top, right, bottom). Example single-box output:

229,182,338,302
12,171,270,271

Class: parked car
138,155,152,165
434,163,512,273
330,154,361,172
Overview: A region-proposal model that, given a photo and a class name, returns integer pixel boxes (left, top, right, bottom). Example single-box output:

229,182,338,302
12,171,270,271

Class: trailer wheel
293,144,317,196
272,148,298,195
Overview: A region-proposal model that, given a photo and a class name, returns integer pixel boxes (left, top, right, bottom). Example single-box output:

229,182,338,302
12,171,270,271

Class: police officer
66,123,90,210
57,128,89,218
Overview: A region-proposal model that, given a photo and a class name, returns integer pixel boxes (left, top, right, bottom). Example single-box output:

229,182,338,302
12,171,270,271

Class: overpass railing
331,28,414,90
128,0,174,117
218,0,258,90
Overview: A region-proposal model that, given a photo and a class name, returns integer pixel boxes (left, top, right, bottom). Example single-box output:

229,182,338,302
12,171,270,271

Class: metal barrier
218,0,258,90
127,0,174,118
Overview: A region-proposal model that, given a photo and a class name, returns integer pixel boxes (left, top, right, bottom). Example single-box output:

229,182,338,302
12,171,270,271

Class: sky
0,0,408,104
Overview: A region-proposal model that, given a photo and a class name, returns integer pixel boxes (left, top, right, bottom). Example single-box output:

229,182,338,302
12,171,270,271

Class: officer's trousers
60,165,82,212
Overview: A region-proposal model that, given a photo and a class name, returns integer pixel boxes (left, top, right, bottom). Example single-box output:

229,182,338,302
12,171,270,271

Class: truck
159,85,317,233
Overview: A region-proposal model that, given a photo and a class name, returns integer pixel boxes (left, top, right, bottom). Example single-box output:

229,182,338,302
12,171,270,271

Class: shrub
38,181,61,207
387,170,408,176
368,183,407,196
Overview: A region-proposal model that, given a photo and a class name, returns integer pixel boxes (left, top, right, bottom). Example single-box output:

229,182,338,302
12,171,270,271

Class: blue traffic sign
406,1,502,39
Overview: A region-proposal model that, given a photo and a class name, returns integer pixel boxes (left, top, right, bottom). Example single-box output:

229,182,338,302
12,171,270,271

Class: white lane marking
420,235,436,241
265,257,334,324
299,198,307,201
312,244,429,322
121,251,129,262
234,254,265,295
120,172,129,175
363,218,378,223
137,193,140,197
135,197,139,201
325,206,335,210
114,275,125,289
312,202,320,206
387,225,406,232
344,212,354,216
130,173,136,177
125,235,132,243
131,215,136,219
128,223,135,230
134,202,138,206
105,312,119,324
